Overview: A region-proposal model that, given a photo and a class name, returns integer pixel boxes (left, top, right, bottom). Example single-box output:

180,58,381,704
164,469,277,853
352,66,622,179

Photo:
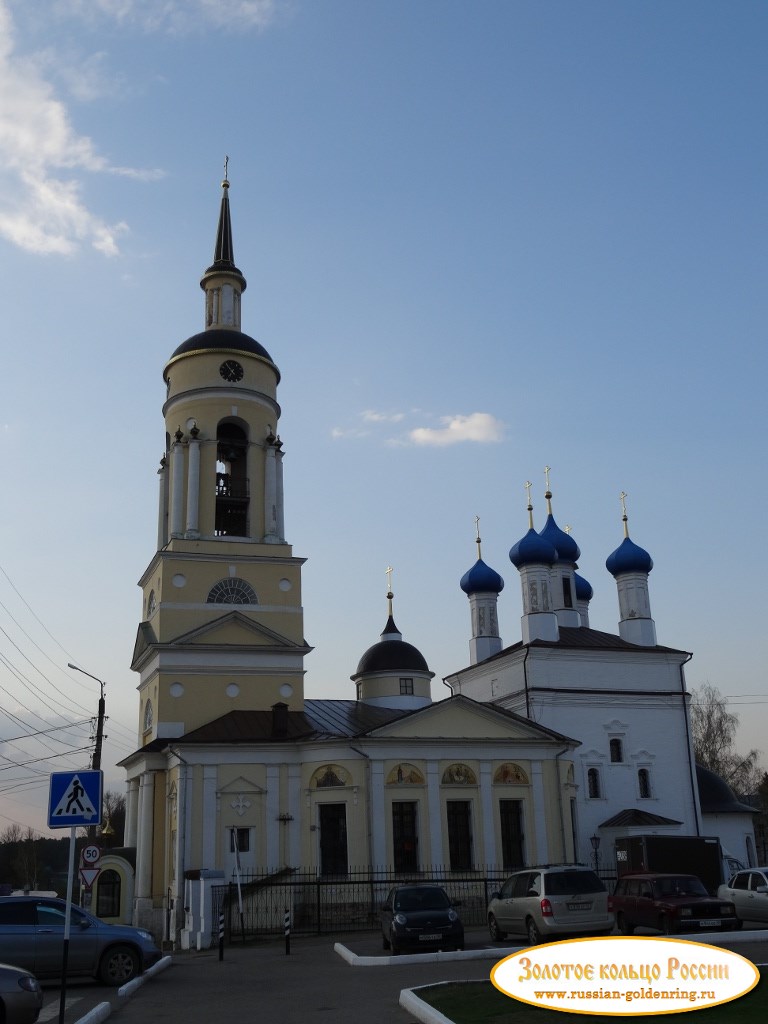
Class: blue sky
0,0,765,835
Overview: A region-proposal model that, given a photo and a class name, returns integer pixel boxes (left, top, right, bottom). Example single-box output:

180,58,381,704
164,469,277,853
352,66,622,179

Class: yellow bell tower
131,174,311,745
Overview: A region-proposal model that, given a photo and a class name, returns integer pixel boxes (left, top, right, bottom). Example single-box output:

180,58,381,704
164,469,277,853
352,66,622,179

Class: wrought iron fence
211,866,509,943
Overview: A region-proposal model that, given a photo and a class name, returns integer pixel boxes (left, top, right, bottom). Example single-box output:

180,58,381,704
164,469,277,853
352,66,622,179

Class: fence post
284,907,291,955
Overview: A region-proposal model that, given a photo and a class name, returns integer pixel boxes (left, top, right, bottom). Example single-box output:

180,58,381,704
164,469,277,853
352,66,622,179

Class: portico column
479,761,496,869
264,444,278,541
169,438,185,538
201,766,217,867
124,778,139,848
185,435,201,538
156,461,167,549
266,765,280,870
531,761,549,864
426,762,442,866
287,765,302,866
370,761,386,867
275,446,285,541
135,772,155,899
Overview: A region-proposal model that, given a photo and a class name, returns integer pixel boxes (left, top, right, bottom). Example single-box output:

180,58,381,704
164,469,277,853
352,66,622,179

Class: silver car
717,868,768,925
0,962,42,1024
0,897,161,986
488,865,614,945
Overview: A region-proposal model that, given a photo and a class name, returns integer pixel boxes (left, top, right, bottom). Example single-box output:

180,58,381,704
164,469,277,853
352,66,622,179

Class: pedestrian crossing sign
48,770,103,829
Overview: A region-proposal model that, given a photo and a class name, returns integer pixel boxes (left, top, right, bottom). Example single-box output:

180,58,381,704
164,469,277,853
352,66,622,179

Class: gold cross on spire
619,491,629,537
474,515,482,559
525,480,534,528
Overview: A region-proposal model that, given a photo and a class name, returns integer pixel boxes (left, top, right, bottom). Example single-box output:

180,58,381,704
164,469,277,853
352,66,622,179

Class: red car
612,873,740,935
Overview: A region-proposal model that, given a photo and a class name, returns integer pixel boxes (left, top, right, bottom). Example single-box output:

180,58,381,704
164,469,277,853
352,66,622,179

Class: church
101,180,755,943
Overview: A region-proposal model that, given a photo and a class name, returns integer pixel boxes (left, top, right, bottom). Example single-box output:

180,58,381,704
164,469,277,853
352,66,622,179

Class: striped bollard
218,910,225,961
284,908,291,955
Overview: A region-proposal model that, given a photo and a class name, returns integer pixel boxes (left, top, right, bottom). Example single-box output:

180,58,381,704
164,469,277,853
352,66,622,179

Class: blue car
0,897,161,986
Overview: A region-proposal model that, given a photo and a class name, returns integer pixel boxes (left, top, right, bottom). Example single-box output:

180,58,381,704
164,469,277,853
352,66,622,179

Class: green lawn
417,970,766,1023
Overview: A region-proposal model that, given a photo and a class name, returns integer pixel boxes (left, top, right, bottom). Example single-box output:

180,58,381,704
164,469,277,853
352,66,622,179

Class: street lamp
67,663,106,771
590,833,601,873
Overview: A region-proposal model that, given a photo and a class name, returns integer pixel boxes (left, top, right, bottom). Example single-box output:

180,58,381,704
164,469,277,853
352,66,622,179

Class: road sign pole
58,826,76,1024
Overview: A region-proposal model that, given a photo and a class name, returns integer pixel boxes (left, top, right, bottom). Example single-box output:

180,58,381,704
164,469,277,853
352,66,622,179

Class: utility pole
68,663,107,770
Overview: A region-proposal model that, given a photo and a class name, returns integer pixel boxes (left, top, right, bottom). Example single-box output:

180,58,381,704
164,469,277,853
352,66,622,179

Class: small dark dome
696,764,756,814
460,558,505,595
354,640,429,676
509,528,557,569
606,536,653,577
168,328,275,366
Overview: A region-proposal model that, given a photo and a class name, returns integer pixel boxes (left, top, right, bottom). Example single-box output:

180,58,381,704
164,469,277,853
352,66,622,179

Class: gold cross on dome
385,565,393,593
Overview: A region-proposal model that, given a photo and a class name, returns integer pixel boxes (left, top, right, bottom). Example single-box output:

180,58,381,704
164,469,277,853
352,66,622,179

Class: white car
717,868,768,925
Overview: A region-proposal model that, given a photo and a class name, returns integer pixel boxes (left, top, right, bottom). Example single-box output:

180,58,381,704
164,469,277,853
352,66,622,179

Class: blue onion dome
539,514,580,563
574,572,593,601
509,528,558,569
606,536,653,577
460,558,505,595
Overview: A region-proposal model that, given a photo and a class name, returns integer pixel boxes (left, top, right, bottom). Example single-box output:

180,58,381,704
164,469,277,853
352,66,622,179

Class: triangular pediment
131,620,157,669
367,695,577,744
219,775,266,797
169,611,306,650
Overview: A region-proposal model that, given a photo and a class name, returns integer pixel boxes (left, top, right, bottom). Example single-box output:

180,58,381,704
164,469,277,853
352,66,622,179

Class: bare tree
0,824,23,845
690,683,761,797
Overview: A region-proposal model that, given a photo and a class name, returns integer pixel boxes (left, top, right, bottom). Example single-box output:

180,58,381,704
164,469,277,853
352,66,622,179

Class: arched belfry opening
215,422,249,536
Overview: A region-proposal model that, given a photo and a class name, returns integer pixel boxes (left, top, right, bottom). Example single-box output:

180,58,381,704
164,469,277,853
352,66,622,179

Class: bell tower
131,174,311,745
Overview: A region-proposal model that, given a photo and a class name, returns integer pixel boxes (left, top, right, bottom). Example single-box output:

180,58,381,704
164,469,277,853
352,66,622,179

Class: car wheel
488,913,507,942
617,912,633,935
526,917,541,945
659,915,676,936
98,945,140,986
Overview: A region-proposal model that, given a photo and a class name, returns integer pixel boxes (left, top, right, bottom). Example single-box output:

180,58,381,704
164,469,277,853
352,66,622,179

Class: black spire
201,164,246,291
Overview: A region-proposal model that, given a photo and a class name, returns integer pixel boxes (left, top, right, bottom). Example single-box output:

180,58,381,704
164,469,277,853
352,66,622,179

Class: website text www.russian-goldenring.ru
533,988,717,1005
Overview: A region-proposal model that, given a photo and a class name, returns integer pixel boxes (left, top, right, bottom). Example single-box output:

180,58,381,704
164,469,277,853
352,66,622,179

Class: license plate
698,919,721,927
568,902,591,911
419,933,442,941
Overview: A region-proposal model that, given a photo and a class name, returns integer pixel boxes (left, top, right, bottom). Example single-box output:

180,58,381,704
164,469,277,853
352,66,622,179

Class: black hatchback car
380,884,464,954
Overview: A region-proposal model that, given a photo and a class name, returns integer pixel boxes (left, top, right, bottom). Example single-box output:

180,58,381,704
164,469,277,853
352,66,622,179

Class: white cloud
361,410,406,423
0,1,160,255
408,413,505,447
331,427,369,440
50,0,281,33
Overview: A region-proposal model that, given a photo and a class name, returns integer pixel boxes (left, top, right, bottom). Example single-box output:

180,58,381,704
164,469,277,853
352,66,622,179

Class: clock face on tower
219,359,244,383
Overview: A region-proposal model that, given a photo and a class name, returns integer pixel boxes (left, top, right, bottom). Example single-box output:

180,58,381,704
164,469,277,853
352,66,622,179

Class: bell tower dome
131,174,311,746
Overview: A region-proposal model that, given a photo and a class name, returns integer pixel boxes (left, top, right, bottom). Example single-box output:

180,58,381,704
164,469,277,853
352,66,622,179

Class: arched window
143,700,153,733
96,869,121,918
207,578,257,605
215,422,249,536
638,768,651,798
146,590,157,617
609,738,623,763
587,767,601,799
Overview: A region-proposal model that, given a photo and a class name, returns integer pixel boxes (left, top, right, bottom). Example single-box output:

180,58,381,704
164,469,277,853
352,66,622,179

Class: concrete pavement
102,930,501,1024
96,926,768,1024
